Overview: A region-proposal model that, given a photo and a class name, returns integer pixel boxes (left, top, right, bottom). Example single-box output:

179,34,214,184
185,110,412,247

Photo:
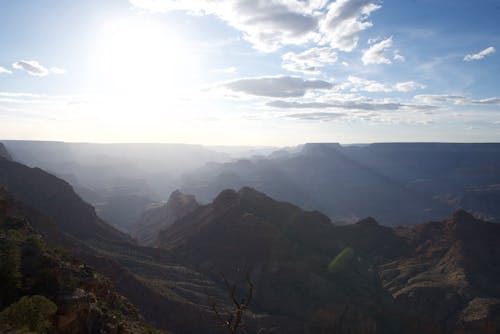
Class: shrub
0,295,57,333
25,235,47,253
0,242,21,306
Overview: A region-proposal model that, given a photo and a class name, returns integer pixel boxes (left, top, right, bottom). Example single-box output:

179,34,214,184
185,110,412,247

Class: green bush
25,235,47,253
0,242,21,306
0,295,57,333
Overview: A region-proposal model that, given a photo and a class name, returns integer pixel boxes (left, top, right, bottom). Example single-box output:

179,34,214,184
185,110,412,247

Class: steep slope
0,157,272,333
0,189,164,333
0,156,131,243
133,190,200,245
4,146,500,333
2,140,238,233
379,211,500,333
158,187,500,333
158,187,410,333
0,182,236,334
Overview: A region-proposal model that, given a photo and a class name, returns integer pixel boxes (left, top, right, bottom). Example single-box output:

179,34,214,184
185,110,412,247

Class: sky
0,0,499,145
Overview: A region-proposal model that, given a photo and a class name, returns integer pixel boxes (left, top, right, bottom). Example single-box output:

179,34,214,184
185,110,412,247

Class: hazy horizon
2,138,500,146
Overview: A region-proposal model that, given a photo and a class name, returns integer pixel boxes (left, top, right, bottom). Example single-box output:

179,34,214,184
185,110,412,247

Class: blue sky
1,0,499,145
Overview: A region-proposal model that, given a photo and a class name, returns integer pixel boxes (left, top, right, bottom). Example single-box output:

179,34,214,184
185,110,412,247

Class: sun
81,17,205,140
92,18,194,98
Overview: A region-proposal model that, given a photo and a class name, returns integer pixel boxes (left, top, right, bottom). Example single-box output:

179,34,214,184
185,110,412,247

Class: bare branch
209,272,255,334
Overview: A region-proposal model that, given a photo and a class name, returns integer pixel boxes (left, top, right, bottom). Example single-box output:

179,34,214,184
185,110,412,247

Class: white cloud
12,60,65,76
49,67,66,74
414,94,500,106
414,94,467,104
13,60,49,76
348,76,391,92
0,66,12,74
219,75,332,97
130,0,320,52
342,77,426,93
267,99,402,111
470,97,500,105
268,100,337,109
367,36,381,44
362,36,393,65
393,81,426,92
130,0,381,53
287,112,346,121
213,67,238,74
393,50,405,62
0,92,45,98
266,95,438,119
464,46,496,62
282,47,337,74
319,0,381,52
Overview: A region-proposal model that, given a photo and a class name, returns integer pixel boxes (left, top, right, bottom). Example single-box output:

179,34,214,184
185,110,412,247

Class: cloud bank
287,112,346,121
220,76,332,97
415,94,500,105
130,0,381,52
282,47,338,74
267,99,405,111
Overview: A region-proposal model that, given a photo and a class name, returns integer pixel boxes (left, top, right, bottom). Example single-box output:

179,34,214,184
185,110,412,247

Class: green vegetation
328,247,354,273
25,235,47,253
0,201,166,334
0,240,22,307
0,295,57,333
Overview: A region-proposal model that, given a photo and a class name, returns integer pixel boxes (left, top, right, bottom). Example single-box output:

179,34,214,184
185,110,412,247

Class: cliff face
0,189,164,333
380,210,500,333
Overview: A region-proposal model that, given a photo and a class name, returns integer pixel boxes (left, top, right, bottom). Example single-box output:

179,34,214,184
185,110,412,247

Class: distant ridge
180,142,500,225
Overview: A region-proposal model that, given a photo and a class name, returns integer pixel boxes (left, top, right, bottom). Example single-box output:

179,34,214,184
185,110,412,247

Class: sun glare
93,18,194,98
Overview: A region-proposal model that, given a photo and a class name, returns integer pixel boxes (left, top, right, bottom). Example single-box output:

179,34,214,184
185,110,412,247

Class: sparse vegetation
0,240,21,307
0,295,57,333
0,192,168,333
210,274,254,334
